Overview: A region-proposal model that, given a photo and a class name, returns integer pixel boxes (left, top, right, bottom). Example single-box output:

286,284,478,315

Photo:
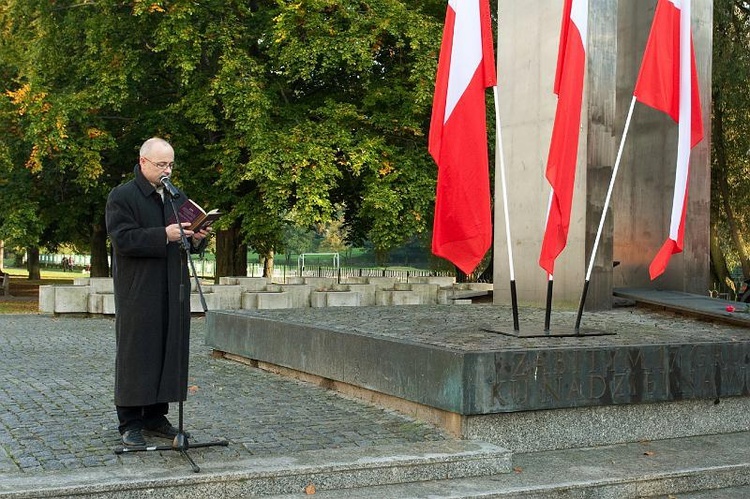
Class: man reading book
105,137,211,447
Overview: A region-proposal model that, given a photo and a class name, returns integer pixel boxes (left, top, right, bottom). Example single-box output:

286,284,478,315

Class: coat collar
133,164,159,198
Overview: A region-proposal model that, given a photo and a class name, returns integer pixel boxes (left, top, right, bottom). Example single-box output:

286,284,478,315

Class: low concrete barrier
38,276,492,315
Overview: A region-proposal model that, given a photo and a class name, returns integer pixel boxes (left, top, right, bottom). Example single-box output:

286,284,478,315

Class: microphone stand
114,187,228,472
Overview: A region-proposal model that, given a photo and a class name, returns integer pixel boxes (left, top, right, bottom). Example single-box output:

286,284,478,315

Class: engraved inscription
490,344,750,411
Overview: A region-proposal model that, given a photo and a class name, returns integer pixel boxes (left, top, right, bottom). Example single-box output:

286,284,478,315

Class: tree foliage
0,0,447,279
712,0,750,285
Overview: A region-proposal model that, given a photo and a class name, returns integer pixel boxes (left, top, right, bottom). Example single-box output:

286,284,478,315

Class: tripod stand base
114,434,229,473
483,324,616,338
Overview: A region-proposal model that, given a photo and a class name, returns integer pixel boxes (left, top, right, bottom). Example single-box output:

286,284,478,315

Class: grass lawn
1,267,80,314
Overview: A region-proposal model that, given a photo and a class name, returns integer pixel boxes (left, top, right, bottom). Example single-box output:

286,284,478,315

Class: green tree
0,0,450,280
712,0,750,287
0,1,172,277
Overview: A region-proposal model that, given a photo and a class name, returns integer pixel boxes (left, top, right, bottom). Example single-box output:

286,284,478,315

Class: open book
167,198,220,232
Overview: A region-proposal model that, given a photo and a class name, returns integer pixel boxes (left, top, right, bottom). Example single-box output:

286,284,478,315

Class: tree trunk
455,265,468,283
90,217,110,277
263,250,274,279
27,246,40,280
477,252,493,282
215,221,247,284
709,217,730,289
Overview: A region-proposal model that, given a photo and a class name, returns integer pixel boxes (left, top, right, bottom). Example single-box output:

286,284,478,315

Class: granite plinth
206,304,750,417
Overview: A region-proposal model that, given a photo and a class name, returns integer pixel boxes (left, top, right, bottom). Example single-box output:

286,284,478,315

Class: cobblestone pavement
0,314,448,475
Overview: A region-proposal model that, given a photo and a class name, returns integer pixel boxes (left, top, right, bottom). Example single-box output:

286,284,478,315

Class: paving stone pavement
0,314,448,476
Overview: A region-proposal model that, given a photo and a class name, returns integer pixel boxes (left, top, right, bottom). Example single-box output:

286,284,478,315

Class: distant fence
34,254,477,283
247,264,455,283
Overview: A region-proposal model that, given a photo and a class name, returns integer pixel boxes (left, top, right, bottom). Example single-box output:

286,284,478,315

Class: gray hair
139,137,172,158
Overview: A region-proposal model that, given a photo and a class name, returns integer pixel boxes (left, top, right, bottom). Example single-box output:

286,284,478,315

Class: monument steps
0,440,510,498
264,431,750,498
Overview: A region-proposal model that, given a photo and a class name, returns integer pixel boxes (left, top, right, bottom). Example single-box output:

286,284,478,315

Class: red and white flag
633,0,704,280
538,0,588,275
429,0,496,275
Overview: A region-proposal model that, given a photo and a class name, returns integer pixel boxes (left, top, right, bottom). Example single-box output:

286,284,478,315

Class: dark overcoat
105,165,205,407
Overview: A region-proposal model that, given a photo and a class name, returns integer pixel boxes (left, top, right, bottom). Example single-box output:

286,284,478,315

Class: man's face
139,145,174,185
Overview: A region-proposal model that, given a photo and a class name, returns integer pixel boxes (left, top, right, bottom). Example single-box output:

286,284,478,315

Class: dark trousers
116,403,169,434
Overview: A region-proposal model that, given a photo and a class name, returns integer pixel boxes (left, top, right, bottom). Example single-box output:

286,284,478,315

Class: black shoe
146,422,191,439
122,429,147,447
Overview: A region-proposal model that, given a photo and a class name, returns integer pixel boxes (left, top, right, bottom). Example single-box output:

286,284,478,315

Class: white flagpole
575,95,637,331
493,85,520,331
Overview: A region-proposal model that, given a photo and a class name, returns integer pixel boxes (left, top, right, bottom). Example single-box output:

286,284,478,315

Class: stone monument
492,0,712,310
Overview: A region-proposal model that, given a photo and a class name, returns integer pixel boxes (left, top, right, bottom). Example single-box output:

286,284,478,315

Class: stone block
375,290,422,306
341,276,369,284
102,294,116,315
202,293,220,311
279,284,313,308
53,286,89,313
38,285,56,313
88,277,114,294
408,283,440,304
345,284,378,306
367,277,398,289
234,277,269,291
410,276,456,287
73,278,90,286
241,292,259,309
310,292,327,308
212,285,243,310
304,277,338,289
257,292,290,310
88,294,103,314
188,292,211,313
325,291,361,307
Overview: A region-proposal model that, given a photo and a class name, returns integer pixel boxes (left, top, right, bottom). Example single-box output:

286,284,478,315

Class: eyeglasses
142,157,176,170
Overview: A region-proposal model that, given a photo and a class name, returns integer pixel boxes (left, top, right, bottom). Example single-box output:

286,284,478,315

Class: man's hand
192,227,212,242
166,222,194,242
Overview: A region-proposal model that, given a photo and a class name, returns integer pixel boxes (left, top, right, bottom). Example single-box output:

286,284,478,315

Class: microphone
159,175,181,199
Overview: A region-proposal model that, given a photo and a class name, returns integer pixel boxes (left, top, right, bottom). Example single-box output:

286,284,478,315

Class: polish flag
429,0,496,275
633,0,704,280
538,0,588,275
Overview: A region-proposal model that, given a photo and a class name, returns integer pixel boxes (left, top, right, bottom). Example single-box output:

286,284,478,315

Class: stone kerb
235,277,270,291
365,277,399,289
211,285,243,310
53,286,89,313
102,294,116,314
302,277,338,289
37,273,486,314
88,293,103,314
39,285,56,313
341,283,378,306
88,277,114,294
376,288,423,306
409,276,456,287
407,283,440,304
311,286,362,307
256,288,290,309
279,284,314,308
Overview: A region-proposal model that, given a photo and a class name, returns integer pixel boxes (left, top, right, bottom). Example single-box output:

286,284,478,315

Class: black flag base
483,325,616,338
114,433,229,473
